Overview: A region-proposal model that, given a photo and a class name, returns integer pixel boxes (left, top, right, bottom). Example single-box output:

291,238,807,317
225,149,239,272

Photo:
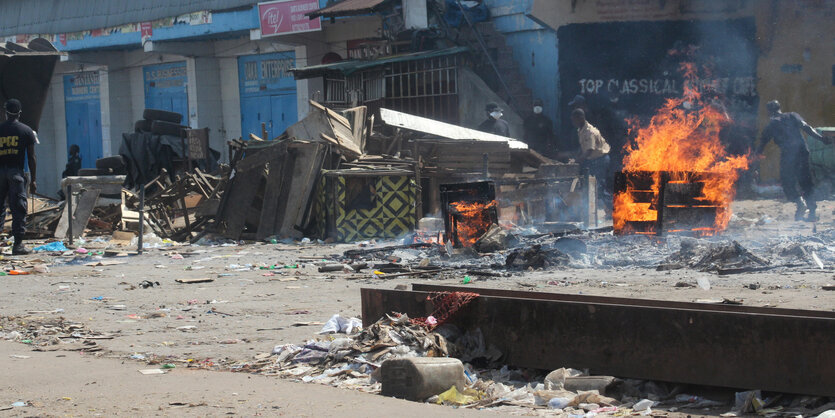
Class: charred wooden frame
614,170,723,236
440,181,498,247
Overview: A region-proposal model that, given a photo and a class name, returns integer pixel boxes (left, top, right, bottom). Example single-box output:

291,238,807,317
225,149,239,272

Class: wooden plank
278,142,327,238
175,278,214,284
55,188,100,238
286,101,362,159
218,168,264,239
71,189,100,238
256,151,291,240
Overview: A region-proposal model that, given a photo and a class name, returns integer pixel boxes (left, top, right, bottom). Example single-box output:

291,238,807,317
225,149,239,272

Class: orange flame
449,200,497,246
614,62,749,235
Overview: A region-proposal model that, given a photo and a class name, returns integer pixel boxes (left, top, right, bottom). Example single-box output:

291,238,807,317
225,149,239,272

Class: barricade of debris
216,310,834,416
15,100,594,247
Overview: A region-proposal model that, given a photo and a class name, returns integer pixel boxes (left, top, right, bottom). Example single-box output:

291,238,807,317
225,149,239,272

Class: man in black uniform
757,100,826,221
523,98,554,156
0,99,37,254
477,103,510,137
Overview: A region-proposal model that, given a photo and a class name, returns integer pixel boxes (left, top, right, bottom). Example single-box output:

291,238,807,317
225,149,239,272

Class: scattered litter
175,278,214,284
33,241,68,252
318,314,362,334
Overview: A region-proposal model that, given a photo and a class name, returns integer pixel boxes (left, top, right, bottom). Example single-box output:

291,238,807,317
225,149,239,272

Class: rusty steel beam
361,284,835,396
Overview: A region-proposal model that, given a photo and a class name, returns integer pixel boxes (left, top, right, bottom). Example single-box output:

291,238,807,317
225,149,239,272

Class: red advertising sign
258,0,321,37
140,22,153,41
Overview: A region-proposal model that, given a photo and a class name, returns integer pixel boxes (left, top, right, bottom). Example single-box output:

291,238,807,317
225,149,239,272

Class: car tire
143,108,183,124
151,120,187,137
135,119,152,133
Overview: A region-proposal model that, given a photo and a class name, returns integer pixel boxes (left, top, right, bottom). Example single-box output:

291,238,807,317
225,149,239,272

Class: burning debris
441,182,499,248
614,62,749,237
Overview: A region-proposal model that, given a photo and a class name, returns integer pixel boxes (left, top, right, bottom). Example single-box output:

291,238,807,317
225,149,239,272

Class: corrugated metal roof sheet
0,1,257,37
308,0,390,18
290,46,470,77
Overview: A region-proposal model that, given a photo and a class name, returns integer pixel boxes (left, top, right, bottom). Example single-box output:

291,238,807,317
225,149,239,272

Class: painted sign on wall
258,0,321,37
238,51,298,140
143,61,188,122
63,71,103,168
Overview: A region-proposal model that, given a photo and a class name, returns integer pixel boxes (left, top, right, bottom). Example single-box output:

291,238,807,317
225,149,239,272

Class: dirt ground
0,198,833,416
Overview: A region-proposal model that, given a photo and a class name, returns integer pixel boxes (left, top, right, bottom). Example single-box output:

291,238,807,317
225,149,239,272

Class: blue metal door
238,52,297,140
240,95,270,139
143,62,188,123
63,72,103,168
271,94,297,136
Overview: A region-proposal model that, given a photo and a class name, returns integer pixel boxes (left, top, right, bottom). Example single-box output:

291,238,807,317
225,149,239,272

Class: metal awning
0,0,257,37
307,0,391,18
290,46,469,79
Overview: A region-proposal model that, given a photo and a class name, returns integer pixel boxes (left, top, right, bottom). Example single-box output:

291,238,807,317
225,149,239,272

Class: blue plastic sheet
33,241,68,252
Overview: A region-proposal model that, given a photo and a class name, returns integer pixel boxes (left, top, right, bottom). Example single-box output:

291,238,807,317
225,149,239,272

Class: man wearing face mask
523,99,554,156
477,103,510,137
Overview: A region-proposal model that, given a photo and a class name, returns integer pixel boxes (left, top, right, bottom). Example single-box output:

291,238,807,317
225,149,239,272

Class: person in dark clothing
477,103,510,137
0,99,37,254
757,100,827,221
523,99,554,156
62,144,81,178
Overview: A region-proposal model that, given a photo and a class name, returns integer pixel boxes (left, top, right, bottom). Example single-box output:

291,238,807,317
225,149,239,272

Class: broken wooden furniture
124,168,223,241
56,175,125,239
439,181,498,248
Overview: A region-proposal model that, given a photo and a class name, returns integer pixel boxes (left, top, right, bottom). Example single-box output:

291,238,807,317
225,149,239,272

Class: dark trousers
780,149,815,210
0,167,28,239
581,154,612,210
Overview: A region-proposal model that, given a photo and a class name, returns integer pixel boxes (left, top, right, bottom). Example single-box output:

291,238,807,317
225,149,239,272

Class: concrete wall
529,0,754,27
485,0,559,127
528,0,834,182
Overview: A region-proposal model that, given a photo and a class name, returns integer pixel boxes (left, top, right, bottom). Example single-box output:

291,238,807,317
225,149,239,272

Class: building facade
6,1,382,197
1,0,832,196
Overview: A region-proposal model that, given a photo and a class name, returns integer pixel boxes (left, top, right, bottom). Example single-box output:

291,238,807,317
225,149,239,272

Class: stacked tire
135,108,188,138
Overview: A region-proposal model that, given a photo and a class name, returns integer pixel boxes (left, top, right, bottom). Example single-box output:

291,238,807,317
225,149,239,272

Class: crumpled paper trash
318,314,362,334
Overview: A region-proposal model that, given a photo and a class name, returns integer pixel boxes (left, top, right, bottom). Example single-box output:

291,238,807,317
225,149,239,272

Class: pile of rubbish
221,313,835,416
0,315,110,352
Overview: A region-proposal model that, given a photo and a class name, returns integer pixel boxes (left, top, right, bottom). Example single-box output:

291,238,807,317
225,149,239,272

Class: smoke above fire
614,58,750,235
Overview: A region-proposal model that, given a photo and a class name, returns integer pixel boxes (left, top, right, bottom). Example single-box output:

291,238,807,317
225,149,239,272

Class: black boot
12,235,30,255
805,200,817,222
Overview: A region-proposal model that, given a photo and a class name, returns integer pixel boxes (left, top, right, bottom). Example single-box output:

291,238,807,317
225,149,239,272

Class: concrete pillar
36,74,65,198
101,66,134,158
188,57,226,158
218,56,240,162
294,45,311,119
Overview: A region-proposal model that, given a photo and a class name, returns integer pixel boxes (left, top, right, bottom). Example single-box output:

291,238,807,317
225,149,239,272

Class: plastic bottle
549,397,572,409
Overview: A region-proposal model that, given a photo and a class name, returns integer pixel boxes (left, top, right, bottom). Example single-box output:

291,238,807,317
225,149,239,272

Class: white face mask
533,106,543,114
490,111,502,119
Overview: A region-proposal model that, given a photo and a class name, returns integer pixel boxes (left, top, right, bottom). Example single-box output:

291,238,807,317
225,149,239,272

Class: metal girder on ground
361,284,835,396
